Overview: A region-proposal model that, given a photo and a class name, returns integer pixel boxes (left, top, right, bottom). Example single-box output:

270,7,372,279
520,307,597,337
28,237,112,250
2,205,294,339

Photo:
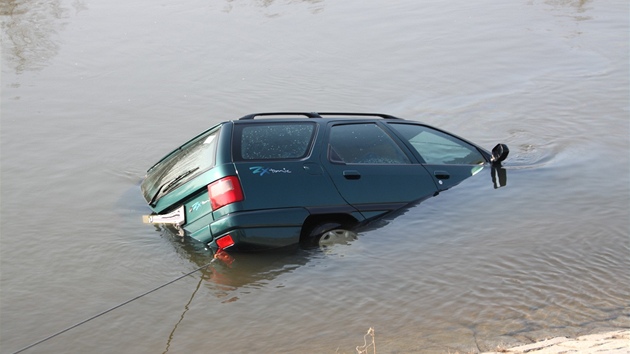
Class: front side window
328,123,410,164
388,123,485,165
235,123,316,160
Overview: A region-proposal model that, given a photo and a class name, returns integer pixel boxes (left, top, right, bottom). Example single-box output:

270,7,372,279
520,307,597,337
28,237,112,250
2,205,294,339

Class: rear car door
321,122,438,219
386,123,488,191
232,121,348,210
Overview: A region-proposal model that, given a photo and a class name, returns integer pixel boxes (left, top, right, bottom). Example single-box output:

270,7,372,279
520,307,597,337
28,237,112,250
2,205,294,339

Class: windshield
141,125,221,203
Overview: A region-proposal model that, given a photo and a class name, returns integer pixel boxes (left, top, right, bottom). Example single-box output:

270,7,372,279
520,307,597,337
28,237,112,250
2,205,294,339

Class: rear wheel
301,221,355,248
318,229,358,247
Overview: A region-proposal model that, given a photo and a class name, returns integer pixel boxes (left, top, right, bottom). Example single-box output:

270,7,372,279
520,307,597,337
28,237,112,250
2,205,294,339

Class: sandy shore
482,329,629,354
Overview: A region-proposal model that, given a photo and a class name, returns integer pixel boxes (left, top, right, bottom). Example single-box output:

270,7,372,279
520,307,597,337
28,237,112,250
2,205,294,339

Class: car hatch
141,124,222,207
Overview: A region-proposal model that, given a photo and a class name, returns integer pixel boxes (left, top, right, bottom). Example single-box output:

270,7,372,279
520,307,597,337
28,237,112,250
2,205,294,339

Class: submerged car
141,112,508,252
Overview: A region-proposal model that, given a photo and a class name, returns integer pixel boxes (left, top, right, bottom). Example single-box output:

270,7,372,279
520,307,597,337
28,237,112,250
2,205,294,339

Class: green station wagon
141,112,508,253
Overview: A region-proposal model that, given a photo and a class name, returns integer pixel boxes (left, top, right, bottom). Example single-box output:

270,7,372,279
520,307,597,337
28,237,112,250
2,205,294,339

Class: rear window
142,125,221,201
234,123,316,161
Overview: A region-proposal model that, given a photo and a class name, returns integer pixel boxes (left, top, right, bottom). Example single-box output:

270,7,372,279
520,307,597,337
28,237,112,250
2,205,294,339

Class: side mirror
491,143,509,164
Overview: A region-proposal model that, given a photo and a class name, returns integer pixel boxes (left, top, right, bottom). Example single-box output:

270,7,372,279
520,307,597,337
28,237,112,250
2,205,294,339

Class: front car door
385,122,488,191
321,122,438,220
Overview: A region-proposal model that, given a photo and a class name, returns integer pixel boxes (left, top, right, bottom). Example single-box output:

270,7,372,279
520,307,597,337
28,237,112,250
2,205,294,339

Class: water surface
1,0,628,353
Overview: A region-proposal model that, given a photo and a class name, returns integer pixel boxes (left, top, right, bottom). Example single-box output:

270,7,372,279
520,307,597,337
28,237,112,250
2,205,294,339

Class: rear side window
234,123,316,161
388,123,485,165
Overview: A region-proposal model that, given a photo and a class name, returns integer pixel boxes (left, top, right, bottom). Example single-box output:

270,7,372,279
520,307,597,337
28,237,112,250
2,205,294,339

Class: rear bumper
187,207,311,251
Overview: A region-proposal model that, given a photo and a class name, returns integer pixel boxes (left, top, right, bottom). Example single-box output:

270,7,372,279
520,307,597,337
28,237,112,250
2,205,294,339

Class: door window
328,123,410,164
388,123,485,165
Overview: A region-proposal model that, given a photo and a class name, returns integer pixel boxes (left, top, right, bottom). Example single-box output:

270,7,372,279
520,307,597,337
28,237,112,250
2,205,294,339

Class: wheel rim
318,229,358,247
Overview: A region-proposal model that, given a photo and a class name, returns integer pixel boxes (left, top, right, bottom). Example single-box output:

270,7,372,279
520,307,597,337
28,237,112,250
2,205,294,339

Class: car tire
302,221,352,248
318,229,358,247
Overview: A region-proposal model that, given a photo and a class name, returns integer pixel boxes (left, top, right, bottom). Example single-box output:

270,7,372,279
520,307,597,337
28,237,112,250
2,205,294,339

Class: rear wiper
148,167,200,206
163,167,200,193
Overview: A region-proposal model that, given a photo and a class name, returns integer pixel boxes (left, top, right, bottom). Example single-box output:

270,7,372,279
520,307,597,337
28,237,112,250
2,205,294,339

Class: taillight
208,176,244,210
216,234,235,250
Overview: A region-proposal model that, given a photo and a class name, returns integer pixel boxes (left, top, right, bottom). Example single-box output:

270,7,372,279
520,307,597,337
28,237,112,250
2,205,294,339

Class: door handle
434,171,450,180
343,170,361,180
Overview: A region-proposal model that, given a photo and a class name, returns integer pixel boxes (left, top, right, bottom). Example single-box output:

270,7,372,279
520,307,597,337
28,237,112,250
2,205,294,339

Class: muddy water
1,0,628,353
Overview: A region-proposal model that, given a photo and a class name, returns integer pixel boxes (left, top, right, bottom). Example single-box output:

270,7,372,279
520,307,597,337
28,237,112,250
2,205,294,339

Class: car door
386,123,488,191
321,122,438,219
232,121,349,210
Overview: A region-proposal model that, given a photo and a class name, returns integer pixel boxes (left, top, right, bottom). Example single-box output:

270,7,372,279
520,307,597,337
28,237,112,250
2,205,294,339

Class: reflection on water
0,0,73,73
158,246,316,353
491,165,507,188
537,0,594,42
158,226,307,291
222,0,325,15
162,275,202,354
543,0,592,19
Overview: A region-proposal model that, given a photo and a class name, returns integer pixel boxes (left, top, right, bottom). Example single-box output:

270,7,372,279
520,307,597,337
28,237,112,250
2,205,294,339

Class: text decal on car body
249,166,292,176
190,200,210,213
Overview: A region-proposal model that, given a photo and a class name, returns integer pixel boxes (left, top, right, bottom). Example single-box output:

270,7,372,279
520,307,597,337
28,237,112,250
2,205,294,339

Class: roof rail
238,112,322,120
317,112,402,120
238,112,403,120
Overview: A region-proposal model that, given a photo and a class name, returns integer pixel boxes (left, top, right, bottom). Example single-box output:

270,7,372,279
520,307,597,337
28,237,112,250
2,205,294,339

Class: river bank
482,329,629,354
